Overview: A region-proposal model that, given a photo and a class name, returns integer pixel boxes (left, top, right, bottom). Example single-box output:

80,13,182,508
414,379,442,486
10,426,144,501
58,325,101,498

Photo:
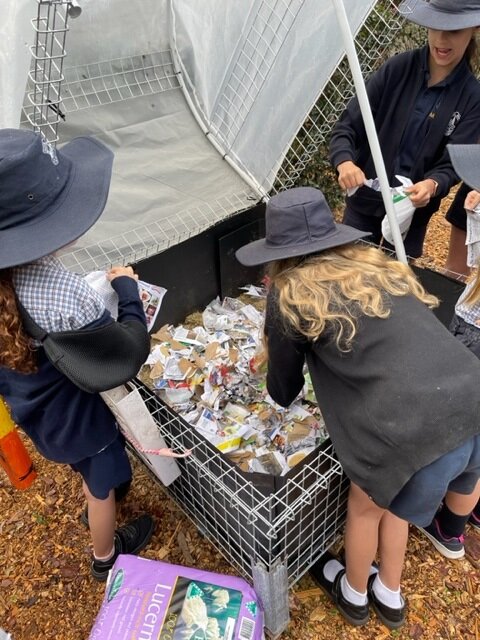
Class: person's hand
337,161,366,191
404,179,437,208
106,265,139,282
465,189,480,212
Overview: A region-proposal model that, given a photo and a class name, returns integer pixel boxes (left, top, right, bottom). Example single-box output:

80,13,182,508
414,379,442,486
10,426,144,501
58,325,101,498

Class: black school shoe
367,574,406,630
310,550,341,591
91,514,155,581
310,552,369,626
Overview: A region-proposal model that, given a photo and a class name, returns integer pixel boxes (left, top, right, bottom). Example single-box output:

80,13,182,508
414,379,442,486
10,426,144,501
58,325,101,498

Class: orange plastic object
0,398,37,489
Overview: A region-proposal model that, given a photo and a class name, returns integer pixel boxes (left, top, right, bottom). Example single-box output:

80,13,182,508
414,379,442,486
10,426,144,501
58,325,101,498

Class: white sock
323,559,344,582
372,575,404,609
341,575,368,606
323,559,378,583
94,546,115,562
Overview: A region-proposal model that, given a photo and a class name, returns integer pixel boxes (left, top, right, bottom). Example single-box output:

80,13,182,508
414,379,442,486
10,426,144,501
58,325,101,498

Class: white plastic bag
348,176,416,245
101,385,188,486
381,175,416,244
466,203,480,267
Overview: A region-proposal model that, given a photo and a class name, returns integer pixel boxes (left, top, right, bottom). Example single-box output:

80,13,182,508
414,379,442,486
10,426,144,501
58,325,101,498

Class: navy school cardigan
329,46,480,220
0,277,148,464
264,291,480,508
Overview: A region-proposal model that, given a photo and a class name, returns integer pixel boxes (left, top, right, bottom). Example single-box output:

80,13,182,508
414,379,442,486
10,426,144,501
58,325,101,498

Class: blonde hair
267,243,439,352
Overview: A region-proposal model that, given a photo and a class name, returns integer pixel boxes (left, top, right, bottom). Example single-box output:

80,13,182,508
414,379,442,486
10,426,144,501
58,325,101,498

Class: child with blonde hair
236,186,480,629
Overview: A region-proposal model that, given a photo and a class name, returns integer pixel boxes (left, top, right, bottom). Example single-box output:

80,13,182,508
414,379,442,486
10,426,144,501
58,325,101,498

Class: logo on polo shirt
445,112,461,137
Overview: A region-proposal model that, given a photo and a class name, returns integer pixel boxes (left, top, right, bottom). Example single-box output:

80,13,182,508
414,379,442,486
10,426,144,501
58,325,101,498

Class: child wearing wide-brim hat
399,0,480,31
330,0,480,268
416,143,480,558
237,186,480,629
0,128,157,580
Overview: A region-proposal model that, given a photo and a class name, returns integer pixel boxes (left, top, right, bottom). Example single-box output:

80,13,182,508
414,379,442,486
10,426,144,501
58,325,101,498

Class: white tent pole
330,0,408,264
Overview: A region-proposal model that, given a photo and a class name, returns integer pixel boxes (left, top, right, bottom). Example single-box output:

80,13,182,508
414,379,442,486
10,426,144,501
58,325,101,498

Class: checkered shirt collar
12,255,105,332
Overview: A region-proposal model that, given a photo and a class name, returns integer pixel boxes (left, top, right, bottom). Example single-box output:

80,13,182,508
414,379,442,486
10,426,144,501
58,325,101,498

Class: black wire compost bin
132,204,464,637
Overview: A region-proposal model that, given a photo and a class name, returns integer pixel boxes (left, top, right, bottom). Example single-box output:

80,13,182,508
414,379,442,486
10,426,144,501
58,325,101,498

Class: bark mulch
1,195,479,640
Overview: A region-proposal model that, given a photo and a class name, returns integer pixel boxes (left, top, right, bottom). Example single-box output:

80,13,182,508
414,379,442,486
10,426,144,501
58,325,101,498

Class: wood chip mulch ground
1,194,479,640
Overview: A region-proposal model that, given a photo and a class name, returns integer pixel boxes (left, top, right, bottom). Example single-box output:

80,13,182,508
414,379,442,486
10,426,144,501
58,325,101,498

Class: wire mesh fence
58,191,255,273
54,51,179,113
22,1,72,144
273,0,404,192
209,0,305,152
131,379,349,634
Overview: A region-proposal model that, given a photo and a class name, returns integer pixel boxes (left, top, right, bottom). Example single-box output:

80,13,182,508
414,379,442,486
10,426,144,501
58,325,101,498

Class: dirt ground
1,195,479,640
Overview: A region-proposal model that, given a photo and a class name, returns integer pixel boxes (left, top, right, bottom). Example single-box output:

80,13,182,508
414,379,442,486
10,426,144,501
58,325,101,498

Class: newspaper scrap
142,286,328,475
84,270,167,332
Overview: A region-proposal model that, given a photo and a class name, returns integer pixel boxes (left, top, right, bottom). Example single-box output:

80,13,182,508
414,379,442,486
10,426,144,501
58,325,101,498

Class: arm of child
107,267,147,329
264,293,307,407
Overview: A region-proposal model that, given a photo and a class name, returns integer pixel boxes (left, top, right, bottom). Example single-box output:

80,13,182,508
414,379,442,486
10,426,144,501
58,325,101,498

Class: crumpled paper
142,288,328,474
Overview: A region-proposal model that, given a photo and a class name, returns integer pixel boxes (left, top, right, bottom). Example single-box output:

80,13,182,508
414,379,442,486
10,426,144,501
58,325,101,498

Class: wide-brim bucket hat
447,144,480,191
398,0,480,30
235,187,370,267
0,128,113,269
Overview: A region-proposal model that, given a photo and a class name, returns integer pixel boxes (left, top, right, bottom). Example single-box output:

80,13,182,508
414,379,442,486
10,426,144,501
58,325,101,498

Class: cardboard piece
101,386,182,486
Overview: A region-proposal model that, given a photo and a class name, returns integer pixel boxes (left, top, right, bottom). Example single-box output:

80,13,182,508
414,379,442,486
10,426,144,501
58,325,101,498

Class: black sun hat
0,128,114,269
398,0,480,30
447,144,480,191
235,187,370,267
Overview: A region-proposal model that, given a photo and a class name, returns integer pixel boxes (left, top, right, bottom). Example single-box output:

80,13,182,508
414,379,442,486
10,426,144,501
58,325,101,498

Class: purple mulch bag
88,554,264,640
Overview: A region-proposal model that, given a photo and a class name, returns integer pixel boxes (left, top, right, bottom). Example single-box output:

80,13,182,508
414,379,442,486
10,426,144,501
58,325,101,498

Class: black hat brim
398,1,480,30
448,144,480,192
236,224,371,266
0,136,113,269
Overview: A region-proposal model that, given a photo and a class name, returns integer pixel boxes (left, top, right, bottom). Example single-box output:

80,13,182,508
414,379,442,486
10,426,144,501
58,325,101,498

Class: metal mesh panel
22,0,73,144
132,379,349,588
210,0,304,150
273,0,403,191
23,50,179,122
58,191,255,273
57,51,179,113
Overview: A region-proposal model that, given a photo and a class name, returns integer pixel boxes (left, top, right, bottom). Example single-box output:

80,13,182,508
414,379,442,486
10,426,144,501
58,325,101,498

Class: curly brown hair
0,270,37,373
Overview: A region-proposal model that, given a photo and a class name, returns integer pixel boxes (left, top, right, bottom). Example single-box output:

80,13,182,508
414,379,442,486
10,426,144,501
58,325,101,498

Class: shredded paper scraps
142,286,327,475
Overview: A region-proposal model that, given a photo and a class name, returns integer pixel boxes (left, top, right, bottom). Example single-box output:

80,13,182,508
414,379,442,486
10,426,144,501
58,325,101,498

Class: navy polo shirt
395,50,468,181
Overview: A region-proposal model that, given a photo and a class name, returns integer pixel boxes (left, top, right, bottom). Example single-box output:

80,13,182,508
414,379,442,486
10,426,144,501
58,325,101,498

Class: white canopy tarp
170,0,377,193
1,0,387,272
0,0,33,128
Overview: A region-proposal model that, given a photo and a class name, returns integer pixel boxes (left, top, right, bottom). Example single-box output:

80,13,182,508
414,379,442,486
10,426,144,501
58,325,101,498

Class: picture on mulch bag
160,577,244,640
